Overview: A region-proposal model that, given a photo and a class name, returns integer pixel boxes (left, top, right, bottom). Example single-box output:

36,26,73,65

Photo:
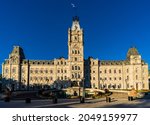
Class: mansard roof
100,60,130,65
21,60,54,65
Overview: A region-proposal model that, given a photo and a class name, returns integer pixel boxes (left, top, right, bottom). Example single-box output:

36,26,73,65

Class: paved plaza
0,98,150,108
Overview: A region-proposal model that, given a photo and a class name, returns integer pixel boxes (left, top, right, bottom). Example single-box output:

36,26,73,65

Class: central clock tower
68,16,84,83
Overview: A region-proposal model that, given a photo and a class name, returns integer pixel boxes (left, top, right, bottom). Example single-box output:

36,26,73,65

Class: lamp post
101,78,105,89
80,78,85,103
125,79,128,90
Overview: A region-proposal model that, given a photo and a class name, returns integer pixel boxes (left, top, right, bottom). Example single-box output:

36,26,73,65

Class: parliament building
2,17,149,90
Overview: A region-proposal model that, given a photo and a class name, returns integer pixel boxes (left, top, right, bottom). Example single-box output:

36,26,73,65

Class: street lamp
125,79,128,90
101,78,105,89
80,78,85,103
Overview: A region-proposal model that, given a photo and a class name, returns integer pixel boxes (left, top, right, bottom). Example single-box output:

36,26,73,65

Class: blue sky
0,0,150,73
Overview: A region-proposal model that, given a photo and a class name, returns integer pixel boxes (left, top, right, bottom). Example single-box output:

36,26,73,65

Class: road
0,98,150,108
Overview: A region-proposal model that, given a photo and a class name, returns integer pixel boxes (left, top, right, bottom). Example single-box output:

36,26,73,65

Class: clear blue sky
0,0,150,73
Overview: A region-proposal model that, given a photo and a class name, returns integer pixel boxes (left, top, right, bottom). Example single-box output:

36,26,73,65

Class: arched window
75,50,77,54
78,66,80,70
75,57,77,61
78,74,80,78
72,50,74,54
72,74,74,79
75,73,77,78
136,75,138,80
75,66,78,70
78,50,80,54
72,66,74,70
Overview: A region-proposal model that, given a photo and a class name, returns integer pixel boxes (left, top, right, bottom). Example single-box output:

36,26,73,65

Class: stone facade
2,17,149,90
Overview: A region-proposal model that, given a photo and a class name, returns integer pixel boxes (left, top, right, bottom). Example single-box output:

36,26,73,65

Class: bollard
80,97,85,103
130,97,133,101
106,96,111,103
106,96,108,102
25,98,31,103
108,97,111,102
128,96,131,101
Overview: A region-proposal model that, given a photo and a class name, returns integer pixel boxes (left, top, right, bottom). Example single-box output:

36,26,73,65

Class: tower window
75,66,78,70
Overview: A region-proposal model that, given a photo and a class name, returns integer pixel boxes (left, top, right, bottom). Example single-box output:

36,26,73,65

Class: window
78,50,80,54
35,69,38,74
75,50,77,54
104,70,107,73
109,77,112,80
78,66,80,70
50,70,53,73
78,74,80,79
109,69,111,73
119,77,121,80
127,69,129,73
136,75,138,80
72,74,74,79
72,66,74,70
65,76,67,80
40,70,43,73
72,50,74,54
58,70,60,73
75,73,78,78
127,76,129,80
114,77,116,80
75,57,77,61
61,61,63,65
93,71,95,73
93,77,95,80
114,69,116,73
61,69,63,73
119,70,121,73
75,66,78,70
45,70,48,73
64,70,67,73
